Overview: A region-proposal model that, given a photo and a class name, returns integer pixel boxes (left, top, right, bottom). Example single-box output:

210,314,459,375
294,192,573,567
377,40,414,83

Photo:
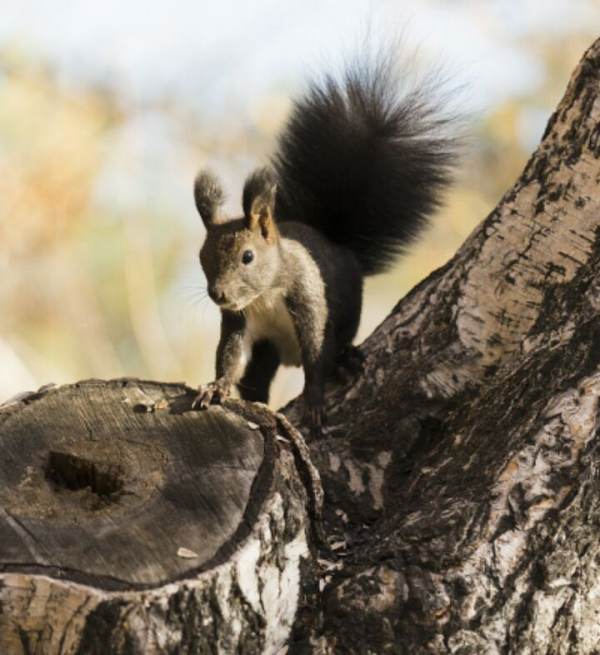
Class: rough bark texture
281,37,600,654
2,37,600,655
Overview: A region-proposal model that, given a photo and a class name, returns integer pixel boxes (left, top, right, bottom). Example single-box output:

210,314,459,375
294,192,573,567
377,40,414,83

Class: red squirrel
193,52,457,431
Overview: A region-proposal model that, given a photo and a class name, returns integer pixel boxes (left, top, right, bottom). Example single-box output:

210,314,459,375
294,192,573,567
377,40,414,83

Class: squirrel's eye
242,250,254,265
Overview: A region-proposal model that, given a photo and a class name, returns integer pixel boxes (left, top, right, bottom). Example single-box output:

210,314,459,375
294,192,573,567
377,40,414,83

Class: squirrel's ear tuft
243,168,278,242
194,170,225,227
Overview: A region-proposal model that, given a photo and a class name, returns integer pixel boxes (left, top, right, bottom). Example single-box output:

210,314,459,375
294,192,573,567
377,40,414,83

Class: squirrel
192,51,457,431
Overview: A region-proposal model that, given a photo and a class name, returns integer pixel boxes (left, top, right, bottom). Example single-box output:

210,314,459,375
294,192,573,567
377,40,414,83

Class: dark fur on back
272,51,458,275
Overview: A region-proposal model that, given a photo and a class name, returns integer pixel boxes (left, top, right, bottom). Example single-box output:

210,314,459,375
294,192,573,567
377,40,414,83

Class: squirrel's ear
243,168,278,242
194,170,225,228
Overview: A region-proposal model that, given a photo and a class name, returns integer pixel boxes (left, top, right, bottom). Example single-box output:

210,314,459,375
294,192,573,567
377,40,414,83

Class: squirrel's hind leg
336,344,365,380
333,287,363,382
237,339,280,404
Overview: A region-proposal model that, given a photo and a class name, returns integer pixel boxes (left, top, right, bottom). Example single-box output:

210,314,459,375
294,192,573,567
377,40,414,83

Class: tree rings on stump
0,379,316,654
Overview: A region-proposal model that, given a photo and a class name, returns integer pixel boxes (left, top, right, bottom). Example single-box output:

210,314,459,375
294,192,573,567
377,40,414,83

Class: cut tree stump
0,379,319,654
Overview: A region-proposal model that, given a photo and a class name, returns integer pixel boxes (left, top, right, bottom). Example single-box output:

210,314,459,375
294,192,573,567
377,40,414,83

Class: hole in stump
45,451,124,502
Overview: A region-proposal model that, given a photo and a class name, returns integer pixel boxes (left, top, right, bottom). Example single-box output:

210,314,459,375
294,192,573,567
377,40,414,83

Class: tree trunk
283,37,600,654
2,37,600,655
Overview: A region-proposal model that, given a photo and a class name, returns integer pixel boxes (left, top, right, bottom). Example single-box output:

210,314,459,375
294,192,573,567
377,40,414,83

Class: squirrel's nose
208,286,227,305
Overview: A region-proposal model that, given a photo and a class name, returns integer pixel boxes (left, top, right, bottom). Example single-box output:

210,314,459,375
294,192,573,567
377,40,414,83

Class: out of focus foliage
0,31,596,405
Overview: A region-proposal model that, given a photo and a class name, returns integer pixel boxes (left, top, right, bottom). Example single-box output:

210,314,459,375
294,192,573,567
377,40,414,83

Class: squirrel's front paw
192,380,231,409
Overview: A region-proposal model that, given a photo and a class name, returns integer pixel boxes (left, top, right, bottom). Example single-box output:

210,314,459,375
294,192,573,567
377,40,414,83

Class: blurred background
0,0,598,406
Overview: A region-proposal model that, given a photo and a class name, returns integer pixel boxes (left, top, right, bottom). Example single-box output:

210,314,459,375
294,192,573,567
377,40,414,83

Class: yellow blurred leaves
0,54,111,256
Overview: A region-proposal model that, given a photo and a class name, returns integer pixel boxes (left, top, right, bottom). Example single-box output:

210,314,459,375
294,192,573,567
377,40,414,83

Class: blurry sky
1,0,596,111
0,0,598,404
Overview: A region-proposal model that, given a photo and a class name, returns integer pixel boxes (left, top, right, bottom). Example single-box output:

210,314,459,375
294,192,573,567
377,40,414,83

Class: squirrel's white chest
244,291,301,366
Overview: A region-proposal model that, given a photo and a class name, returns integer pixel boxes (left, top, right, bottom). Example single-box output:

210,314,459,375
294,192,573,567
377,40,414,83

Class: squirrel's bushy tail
272,50,458,275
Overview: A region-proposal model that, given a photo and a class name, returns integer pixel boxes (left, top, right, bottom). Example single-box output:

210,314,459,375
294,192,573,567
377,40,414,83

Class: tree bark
2,37,600,655
282,37,600,654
